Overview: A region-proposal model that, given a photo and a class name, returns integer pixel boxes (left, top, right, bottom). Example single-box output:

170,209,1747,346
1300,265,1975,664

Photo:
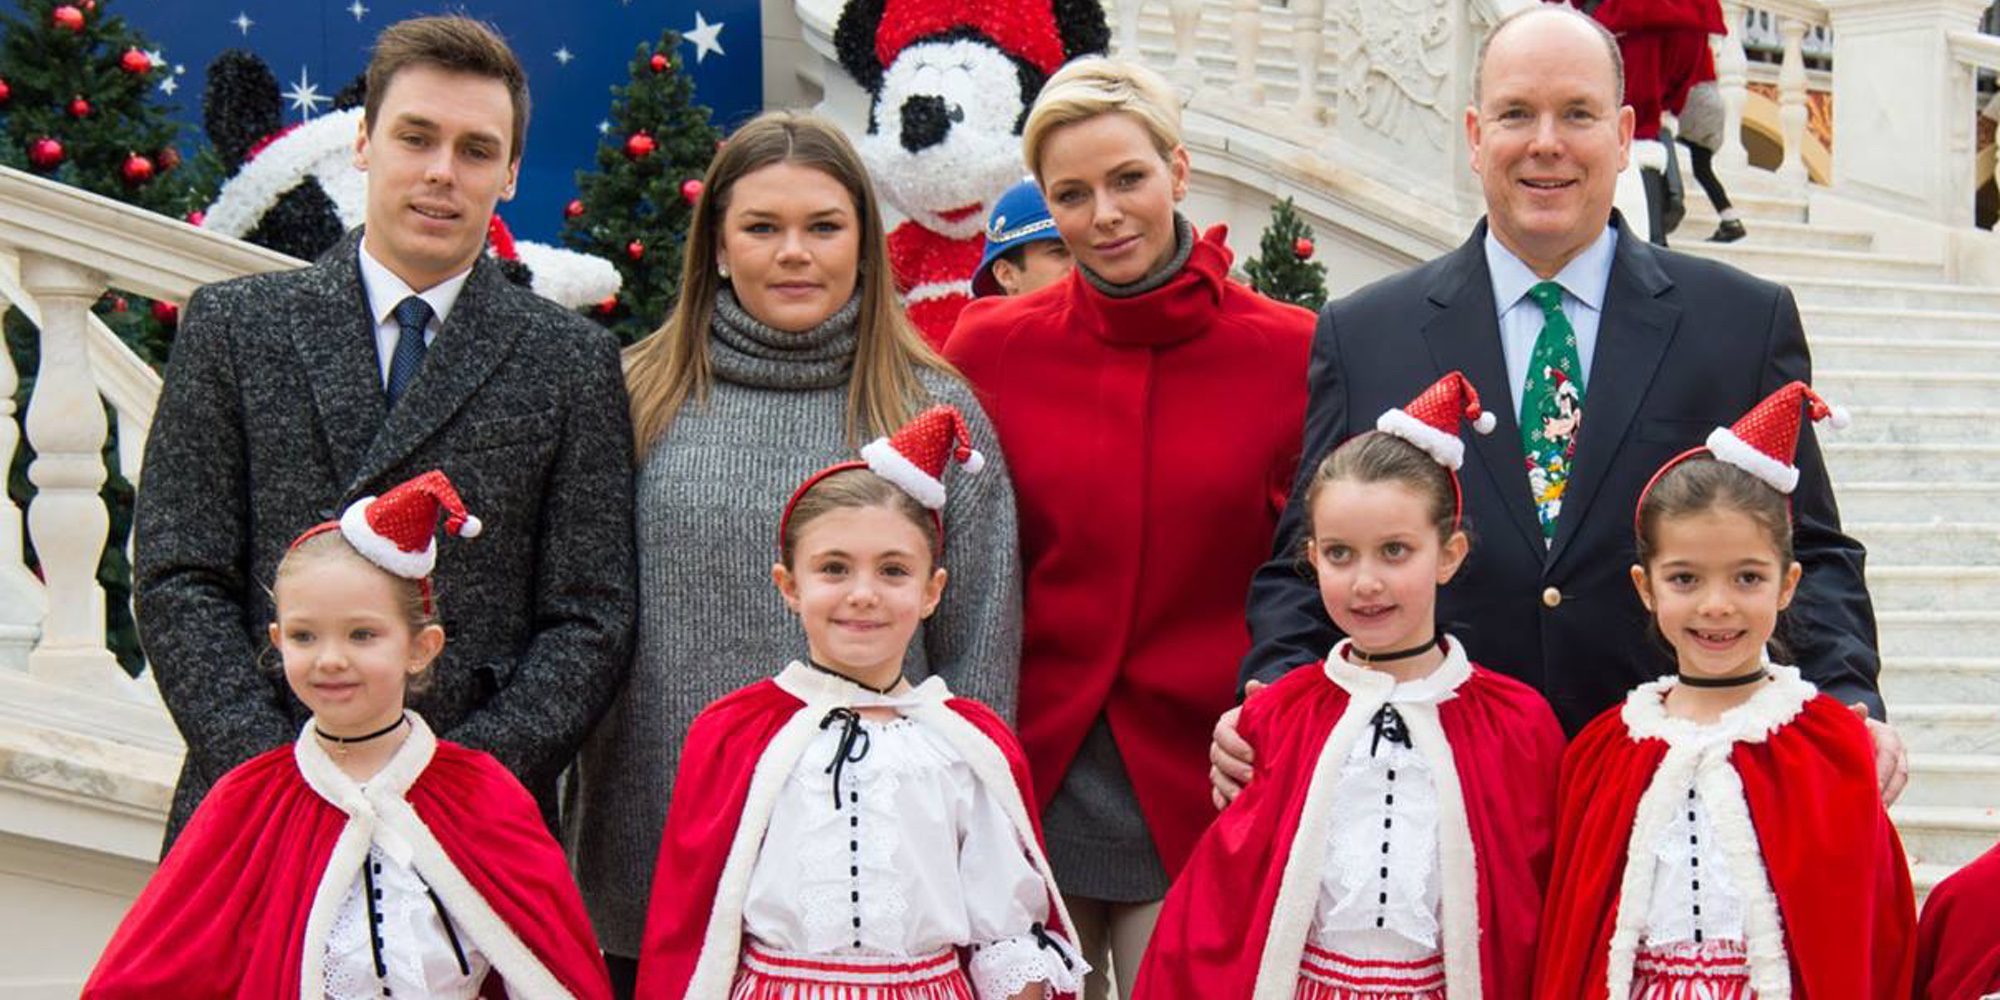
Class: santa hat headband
1635,380,1850,528
1371,371,1496,533
288,469,482,613
876,0,1066,74
779,404,985,553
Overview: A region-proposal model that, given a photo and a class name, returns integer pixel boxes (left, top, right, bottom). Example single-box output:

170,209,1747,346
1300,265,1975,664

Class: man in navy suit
1215,4,1903,800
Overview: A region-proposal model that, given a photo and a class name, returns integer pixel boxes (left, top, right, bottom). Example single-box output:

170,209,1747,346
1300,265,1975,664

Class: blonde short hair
1022,57,1183,177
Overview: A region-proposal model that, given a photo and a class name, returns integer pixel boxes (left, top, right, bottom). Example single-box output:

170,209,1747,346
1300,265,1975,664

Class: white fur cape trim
1632,138,1670,173
1705,426,1800,494
1377,407,1466,470
205,108,368,241
339,496,437,579
1606,666,1814,999
292,713,576,1000
905,278,974,306
861,436,948,509
680,664,1081,999
1255,640,1481,999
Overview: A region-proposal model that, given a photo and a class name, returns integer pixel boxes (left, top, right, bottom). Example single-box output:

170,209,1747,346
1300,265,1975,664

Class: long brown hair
625,110,955,457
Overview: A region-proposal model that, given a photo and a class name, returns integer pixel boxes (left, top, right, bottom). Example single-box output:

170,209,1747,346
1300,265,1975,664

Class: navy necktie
386,296,433,409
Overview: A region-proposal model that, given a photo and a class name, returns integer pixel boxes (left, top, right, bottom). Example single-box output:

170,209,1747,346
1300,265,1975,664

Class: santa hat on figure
779,404,984,548
292,469,482,612
1637,380,1850,525
1373,370,1497,531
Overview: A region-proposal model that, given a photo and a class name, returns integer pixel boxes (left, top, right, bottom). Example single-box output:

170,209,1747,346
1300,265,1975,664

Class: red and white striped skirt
1294,944,1446,1000
1630,940,1753,1000
730,943,973,1000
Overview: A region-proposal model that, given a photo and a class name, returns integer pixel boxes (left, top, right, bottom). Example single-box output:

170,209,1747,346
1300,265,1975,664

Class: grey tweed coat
133,228,637,845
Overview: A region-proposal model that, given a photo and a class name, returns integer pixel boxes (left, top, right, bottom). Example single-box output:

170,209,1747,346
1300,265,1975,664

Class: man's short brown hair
364,16,530,162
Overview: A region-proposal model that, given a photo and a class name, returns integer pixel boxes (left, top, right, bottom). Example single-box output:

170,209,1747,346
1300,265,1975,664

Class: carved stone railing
1719,0,1833,184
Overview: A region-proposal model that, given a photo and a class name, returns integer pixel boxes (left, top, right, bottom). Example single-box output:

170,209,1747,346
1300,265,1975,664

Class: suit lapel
1422,228,1543,556
347,257,525,495
289,231,387,488
1547,224,1680,565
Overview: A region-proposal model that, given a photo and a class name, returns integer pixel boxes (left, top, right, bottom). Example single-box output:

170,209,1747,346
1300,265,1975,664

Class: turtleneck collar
1079,213,1197,298
1066,215,1232,349
708,287,862,390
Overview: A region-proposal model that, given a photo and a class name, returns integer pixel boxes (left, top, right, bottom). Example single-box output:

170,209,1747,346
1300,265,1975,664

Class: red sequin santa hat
1637,380,1850,523
290,471,481,612
779,404,984,549
1372,371,1496,532
875,0,1067,75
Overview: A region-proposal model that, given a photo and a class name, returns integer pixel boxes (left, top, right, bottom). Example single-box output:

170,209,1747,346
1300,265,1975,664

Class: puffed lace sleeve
957,768,1087,999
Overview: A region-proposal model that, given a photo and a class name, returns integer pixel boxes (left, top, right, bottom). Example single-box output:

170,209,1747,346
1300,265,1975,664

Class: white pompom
960,448,986,475
1824,405,1851,431
458,515,483,538
1472,411,1496,434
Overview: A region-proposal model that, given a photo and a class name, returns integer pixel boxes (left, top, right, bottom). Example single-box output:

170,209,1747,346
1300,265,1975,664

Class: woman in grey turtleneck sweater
567,111,1022,993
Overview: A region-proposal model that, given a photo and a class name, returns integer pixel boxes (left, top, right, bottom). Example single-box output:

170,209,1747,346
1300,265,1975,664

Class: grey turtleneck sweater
567,290,1023,956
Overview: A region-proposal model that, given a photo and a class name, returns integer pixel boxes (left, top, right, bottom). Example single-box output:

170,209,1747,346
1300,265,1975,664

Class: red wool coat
945,225,1315,877
1534,671,1915,1000
1915,839,2000,1000
84,716,610,1000
636,663,1079,1000
1133,644,1566,1000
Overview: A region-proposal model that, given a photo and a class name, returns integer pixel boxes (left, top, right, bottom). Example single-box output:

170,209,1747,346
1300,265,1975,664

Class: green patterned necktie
1520,280,1585,544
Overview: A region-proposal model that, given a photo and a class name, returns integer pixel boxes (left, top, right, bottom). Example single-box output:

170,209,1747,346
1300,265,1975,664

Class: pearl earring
718,263,731,279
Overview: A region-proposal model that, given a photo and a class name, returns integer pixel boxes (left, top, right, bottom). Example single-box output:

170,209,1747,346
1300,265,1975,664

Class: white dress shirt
356,242,470,388
1484,224,1618,419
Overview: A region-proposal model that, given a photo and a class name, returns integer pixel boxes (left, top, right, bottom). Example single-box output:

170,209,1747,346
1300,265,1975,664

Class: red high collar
1066,224,1233,349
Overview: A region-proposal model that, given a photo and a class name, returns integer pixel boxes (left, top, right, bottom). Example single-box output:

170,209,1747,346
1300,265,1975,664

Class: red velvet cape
1915,839,2000,1000
83,732,610,999
1132,656,1565,999
946,224,1315,878
1533,692,1914,999
636,673,1074,999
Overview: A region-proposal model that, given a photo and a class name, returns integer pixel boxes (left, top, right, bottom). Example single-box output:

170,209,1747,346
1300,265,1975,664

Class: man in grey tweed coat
133,16,635,844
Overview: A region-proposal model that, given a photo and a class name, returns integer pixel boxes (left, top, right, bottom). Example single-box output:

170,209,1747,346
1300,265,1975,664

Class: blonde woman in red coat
945,57,1316,999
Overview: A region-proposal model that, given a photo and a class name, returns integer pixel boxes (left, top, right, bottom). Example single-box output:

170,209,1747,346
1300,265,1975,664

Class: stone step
1811,336,2000,374
1889,804,2000,869
1900,753,2000,808
1880,657,2000,705
1865,566,2000,612
1913,861,1956,907
1780,277,2000,313
1682,242,1948,282
1877,610,2000,658
1668,213,1873,252
1680,188,1811,225
1824,441,2000,481
1803,305,2000,342
1836,406,2000,444
1837,482,2000,523
1850,523,2000,564
1893,704,2000,755
1815,370,2000,408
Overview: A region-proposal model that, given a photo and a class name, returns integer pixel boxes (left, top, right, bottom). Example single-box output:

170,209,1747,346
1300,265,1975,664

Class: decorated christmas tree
564,30,723,345
1245,197,1329,312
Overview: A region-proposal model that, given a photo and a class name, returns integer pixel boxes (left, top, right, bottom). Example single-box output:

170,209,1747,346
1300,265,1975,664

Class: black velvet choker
1348,635,1442,665
314,712,407,747
1677,667,1769,689
807,658,904,696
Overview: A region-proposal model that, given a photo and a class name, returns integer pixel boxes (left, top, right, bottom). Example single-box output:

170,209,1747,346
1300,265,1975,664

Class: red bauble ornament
67,96,90,119
121,152,155,186
564,198,584,219
156,146,181,172
624,131,655,160
0,78,13,106
596,294,619,316
52,5,83,31
83,0,95,8
151,300,179,326
27,137,63,170
1293,237,1314,259
185,209,206,227
649,53,669,73
626,240,645,261
111,296,127,313
679,179,704,205
120,49,152,75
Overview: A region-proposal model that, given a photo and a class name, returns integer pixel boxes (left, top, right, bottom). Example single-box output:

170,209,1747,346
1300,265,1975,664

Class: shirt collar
1484,222,1617,315
357,240,472,328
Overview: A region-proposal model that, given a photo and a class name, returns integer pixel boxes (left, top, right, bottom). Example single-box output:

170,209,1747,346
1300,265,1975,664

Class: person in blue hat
973,178,1075,297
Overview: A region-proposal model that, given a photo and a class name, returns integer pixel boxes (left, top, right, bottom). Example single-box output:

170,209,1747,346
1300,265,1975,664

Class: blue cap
973,179,1062,297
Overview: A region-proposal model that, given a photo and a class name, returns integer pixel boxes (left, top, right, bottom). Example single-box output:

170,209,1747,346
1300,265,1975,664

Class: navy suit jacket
1241,218,1880,732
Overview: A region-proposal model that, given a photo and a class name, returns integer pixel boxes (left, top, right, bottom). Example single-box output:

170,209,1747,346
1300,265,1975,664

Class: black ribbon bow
820,707,873,810
1369,704,1412,757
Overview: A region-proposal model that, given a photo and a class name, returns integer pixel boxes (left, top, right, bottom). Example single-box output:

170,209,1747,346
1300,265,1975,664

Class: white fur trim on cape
905,278,974,305
1705,426,1800,494
339,496,437,579
511,240,621,310
861,436,948,509
1377,407,1466,470
681,664,1081,998
293,714,577,1000
1605,665,1814,999
204,108,368,240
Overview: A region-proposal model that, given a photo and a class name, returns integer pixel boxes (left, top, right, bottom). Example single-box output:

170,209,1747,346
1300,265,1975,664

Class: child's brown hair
1302,431,1462,548
272,530,441,689
779,468,942,569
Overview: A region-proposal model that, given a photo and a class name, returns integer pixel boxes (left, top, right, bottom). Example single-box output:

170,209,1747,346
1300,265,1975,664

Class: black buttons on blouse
1687,787,1704,944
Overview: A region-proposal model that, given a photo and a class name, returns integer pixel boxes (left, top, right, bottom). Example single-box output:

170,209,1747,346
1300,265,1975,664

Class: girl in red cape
1533,382,1915,1000
1133,372,1567,1000
84,471,611,1000
1914,839,2000,999
635,405,1086,1000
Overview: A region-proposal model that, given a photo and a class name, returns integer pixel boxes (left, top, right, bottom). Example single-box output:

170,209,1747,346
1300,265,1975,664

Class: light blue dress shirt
1483,225,1618,420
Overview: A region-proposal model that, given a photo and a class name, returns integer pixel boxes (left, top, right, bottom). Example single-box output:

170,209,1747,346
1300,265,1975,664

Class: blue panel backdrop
95,0,762,241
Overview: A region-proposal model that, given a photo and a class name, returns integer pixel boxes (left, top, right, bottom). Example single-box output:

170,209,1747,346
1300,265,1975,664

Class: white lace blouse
1639,747,1751,947
742,700,1080,999
324,839,491,999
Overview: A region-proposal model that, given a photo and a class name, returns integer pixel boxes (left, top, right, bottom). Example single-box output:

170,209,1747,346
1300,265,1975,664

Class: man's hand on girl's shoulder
1209,679,1267,809
1849,702,1909,806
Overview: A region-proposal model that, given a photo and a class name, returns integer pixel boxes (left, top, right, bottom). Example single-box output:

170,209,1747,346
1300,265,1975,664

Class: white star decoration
684,12,725,64
144,48,166,69
554,46,574,66
347,0,369,20
159,76,178,96
231,11,253,35
284,66,329,119
598,120,611,135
